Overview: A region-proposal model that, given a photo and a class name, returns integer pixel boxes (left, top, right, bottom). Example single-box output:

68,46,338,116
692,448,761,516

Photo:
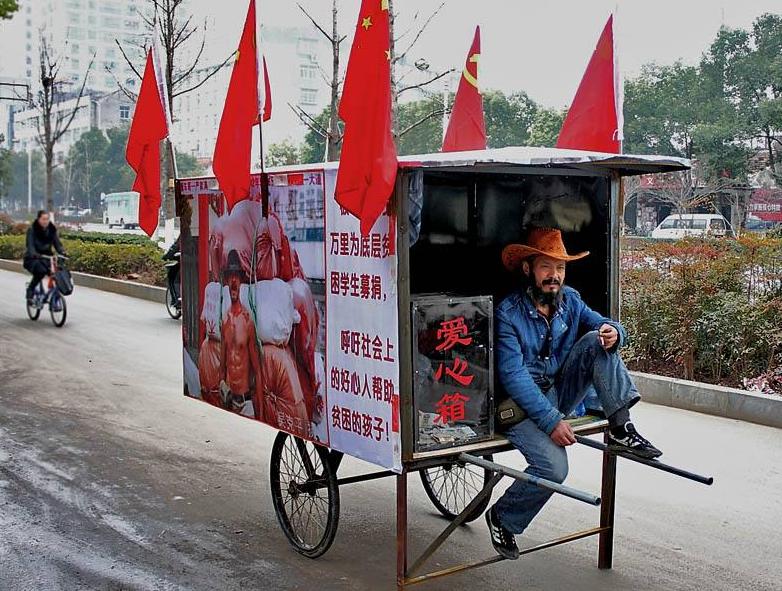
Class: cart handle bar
458,453,601,506
574,435,714,486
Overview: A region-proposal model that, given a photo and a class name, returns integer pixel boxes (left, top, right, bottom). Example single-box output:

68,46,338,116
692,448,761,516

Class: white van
102,191,140,229
650,213,734,240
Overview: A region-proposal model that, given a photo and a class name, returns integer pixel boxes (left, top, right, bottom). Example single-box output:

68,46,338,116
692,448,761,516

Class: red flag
442,26,486,152
126,48,168,237
556,14,622,153
261,55,272,122
213,0,259,211
336,0,398,235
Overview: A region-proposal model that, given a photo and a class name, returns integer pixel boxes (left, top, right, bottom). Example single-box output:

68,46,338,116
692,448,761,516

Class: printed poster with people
178,169,401,472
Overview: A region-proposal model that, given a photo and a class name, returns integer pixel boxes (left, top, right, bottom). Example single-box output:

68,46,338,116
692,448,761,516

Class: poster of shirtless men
180,171,327,444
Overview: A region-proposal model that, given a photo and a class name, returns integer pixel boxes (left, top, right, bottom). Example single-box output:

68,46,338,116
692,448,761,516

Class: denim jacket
495,286,626,434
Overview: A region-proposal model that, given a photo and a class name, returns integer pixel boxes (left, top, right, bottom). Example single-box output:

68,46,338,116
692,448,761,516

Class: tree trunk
387,0,398,140
45,148,54,212
326,0,340,162
766,131,775,173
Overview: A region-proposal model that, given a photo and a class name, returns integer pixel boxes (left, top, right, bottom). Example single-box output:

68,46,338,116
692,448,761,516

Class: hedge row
59,230,156,246
620,234,782,394
0,235,167,286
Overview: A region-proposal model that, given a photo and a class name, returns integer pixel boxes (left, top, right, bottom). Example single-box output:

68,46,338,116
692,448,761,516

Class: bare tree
29,35,95,212
294,0,449,160
295,0,346,161
117,0,233,221
387,0,450,139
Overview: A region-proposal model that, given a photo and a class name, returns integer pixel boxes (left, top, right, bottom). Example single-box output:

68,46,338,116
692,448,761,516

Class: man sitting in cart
486,227,662,560
220,249,263,420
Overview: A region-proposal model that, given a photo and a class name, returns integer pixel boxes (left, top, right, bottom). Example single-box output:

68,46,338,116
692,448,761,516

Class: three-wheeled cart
175,146,712,590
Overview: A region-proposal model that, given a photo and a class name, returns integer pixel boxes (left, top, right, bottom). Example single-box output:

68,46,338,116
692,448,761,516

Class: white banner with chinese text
324,169,402,472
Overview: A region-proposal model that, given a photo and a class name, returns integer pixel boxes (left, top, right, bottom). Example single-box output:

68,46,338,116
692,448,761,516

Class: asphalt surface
0,268,780,591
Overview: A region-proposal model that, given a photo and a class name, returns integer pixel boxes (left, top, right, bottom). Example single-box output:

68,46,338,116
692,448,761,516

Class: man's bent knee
530,453,569,484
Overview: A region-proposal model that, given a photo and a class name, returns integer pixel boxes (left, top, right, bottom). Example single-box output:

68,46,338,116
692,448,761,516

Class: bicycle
26,255,69,328
164,252,181,320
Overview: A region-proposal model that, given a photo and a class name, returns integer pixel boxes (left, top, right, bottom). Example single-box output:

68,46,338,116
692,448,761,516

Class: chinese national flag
126,48,168,237
213,0,259,211
556,14,622,153
442,26,486,152
261,55,272,122
336,0,398,235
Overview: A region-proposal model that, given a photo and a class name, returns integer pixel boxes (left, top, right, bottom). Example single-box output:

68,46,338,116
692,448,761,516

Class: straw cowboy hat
502,227,589,271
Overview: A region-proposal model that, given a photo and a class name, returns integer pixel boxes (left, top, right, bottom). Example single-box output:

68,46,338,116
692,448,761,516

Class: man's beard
529,279,563,308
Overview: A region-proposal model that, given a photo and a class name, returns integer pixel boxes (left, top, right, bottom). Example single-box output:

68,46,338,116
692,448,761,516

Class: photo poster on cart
324,169,403,473
177,173,329,446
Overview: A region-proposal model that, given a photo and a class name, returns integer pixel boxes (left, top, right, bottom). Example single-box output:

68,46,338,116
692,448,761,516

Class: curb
0,258,166,304
631,371,782,430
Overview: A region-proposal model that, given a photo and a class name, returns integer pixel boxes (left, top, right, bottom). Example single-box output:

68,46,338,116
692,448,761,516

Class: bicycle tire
269,432,340,558
165,286,182,319
50,291,67,327
26,299,41,320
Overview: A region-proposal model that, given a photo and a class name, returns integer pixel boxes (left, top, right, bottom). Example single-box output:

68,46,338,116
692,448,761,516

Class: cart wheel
269,432,339,558
420,455,494,522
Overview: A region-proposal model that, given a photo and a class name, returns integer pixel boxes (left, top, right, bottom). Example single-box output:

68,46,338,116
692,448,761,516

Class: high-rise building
0,0,147,96
171,25,331,163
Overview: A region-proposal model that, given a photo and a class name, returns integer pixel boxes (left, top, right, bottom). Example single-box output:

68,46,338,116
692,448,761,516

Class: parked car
744,214,780,233
650,213,735,240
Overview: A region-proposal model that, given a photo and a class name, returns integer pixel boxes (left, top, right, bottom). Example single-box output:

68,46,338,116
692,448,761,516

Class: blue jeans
495,331,640,534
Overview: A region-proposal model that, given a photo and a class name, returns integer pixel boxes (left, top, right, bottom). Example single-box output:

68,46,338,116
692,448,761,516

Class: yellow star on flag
381,0,389,9
362,16,372,30
385,49,391,61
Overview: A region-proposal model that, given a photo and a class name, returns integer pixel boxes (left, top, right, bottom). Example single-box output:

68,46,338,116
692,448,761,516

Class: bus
102,191,140,229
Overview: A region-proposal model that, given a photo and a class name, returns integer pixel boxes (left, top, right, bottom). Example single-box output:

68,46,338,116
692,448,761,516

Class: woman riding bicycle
24,210,66,304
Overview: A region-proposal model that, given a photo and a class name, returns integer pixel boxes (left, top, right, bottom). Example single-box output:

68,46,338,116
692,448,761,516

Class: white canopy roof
248,146,690,178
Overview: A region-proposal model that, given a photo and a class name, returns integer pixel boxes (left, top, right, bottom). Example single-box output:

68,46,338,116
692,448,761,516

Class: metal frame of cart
176,146,713,590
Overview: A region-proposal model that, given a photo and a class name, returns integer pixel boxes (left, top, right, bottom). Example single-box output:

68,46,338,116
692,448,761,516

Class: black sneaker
485,506,519,560
608,422,663,460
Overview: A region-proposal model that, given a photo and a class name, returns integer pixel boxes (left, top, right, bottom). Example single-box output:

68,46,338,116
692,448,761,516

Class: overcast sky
193,0,782,108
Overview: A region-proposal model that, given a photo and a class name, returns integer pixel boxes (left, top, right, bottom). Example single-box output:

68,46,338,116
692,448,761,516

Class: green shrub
0,214,28,235
0,234,166,286
0,235,27,259
621,235,782,392
59,230,156,246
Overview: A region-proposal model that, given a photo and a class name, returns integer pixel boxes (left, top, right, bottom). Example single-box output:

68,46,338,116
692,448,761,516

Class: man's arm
248,321,264,422
496,306,563,435
575,292,626,351
52,228,65,256
25,227,36,258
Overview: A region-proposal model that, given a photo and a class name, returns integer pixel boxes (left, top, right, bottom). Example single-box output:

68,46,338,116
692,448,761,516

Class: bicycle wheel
49,291,67,327
26,295,41,321
269,432,339,558
165,286,181,319
420,455,494,522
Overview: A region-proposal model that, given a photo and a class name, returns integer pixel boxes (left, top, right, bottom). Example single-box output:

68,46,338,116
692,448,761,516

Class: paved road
0,268,780,591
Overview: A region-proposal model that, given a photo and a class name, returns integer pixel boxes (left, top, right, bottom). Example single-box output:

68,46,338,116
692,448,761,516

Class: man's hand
550,420,576,446
598,324,618,350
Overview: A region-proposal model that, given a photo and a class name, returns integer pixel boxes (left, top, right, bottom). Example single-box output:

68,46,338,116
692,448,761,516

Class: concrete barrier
0,258,166,304
631,371,782,429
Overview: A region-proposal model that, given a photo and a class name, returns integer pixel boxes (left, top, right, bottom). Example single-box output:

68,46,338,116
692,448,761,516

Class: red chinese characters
329,231,390,259
435,316,473,351
339,330,395,362
434,393,470,424
330,271,383,300
433,316,474,425
331,404,388,441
